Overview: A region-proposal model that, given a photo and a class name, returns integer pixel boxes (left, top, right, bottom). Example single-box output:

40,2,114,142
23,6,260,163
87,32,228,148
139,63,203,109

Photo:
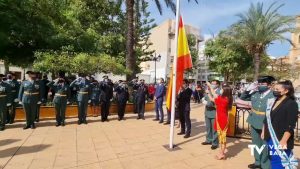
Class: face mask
273,91,283,98
211,85,217,89
258,86,269,93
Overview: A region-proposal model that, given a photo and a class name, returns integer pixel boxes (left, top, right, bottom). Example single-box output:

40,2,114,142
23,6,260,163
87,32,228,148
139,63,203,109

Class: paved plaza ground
0,103,299,169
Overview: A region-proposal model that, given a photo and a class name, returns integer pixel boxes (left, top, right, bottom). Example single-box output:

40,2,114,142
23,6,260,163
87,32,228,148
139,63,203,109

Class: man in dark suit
177,79,193,138
115,81,129,121
100,76,113,122
154,78,166,123
136,79,148,120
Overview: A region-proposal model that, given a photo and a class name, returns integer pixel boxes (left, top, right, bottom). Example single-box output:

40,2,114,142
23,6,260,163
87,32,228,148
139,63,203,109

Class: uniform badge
35,84,40,89
0,86,5,92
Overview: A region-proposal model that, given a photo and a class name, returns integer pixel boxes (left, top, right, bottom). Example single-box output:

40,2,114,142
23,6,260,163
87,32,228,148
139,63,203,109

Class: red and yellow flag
166,16,192,111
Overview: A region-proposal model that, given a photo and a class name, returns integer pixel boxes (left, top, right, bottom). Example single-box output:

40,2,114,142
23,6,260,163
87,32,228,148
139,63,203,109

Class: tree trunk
3,59,9,74
253,53,260,81
126,0,136,81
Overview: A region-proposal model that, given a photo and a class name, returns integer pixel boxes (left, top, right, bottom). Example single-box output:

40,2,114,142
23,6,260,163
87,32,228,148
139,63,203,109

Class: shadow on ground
0,139,21,147
0,144,52,158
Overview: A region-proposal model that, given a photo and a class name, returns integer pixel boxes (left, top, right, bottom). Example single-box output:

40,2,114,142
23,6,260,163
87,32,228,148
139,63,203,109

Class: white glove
19,101,23,105
54,78,59,83
88,100,91,103
14,99,19,103
202,98,207,105
67,101,70,105
246,82,258,92
37,101,42,104
110,99,113,101
7,103,12,107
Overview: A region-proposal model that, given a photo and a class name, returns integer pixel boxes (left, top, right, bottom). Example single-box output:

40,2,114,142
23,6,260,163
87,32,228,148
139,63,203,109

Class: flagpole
169,0,181,149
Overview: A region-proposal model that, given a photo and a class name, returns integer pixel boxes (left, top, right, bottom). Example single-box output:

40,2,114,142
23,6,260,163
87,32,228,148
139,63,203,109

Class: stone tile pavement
0,103,299,169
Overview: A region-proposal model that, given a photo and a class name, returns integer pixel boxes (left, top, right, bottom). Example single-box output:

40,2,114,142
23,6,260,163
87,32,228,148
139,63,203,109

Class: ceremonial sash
266,98,298,169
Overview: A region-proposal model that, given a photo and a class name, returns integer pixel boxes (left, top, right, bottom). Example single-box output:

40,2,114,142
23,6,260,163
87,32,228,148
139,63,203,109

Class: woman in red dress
207,83,233,160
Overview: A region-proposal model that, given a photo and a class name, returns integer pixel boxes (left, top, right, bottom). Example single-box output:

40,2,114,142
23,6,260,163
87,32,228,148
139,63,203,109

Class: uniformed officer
47,73,70,126
236,76,275,169
136,79,148,120
177,79,193,138
41,74,50,103
90,78,101,117
5,73,20,124
202,80,221,150
18,71,43,129
115,81,129,121
99,76,113,122
35,72,45,122
70,73,91,125
0,74,11,131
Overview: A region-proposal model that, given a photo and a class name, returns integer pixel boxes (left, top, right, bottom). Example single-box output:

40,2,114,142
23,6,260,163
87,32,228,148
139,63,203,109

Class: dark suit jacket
264,97,298,150
177,88,193,112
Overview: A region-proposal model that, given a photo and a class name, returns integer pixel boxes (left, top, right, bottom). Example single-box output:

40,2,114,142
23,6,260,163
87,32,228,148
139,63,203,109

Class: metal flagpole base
163,144,181,152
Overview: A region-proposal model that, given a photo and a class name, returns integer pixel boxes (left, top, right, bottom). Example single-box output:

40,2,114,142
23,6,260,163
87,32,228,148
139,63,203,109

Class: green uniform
0,81,11,130
70,79,91,124
47,81,70,125
5,79,20,124
35,79,46,122
242,90,274,169
204,88,220,146
18,80,42,128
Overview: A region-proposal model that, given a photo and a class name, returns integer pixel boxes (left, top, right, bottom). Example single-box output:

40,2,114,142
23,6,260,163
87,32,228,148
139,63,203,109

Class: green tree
125,0,198,80
230,2,295,80
204,31,253,82
187,34,199,74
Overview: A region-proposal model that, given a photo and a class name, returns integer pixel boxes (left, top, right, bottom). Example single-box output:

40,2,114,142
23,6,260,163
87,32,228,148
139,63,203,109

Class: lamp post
151,53,161,84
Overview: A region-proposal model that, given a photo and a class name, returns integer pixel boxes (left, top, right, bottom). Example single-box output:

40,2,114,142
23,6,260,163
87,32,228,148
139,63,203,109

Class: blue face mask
258,85,269,93
211,85,217,89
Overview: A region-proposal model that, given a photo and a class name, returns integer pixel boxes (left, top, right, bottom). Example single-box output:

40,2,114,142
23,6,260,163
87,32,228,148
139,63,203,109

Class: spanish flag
166,16,192,111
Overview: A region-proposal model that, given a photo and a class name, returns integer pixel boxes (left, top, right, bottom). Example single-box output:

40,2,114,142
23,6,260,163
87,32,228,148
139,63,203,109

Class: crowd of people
0,71,298,169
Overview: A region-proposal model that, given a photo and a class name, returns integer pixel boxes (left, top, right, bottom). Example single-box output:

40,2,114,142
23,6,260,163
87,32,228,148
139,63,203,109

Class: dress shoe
9,121,13,124
153,119,159,121
164,122,170,125
211,145,218,150
177,132,185,135
35,119,39,122
78,121,82,125
61,122,65,126
141,117,145,120
31,124,36,129
0,127,4,131
118,118,121,121
184,134,190,138
23,126,30,130
56,123,61,127
137,117,140,120
248,163,261,169
159,121,163,124
101,119,105,122
83,120,87,124
201,141,212,145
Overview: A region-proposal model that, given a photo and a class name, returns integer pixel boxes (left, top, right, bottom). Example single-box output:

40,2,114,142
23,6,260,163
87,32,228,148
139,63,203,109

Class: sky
148,0,300,58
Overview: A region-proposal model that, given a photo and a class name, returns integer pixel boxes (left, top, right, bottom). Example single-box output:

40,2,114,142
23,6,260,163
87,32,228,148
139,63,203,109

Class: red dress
214,96,229,131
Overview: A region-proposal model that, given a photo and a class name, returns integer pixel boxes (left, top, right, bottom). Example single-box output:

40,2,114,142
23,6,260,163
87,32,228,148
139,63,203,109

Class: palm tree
125,0,197,80
230,2,295,80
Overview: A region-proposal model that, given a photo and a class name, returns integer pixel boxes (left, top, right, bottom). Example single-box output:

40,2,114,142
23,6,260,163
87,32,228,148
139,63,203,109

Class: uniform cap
257,76,276,84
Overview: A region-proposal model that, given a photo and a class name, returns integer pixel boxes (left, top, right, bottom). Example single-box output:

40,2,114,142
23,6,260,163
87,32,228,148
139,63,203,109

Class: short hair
183,79,189,84
211,80,220,85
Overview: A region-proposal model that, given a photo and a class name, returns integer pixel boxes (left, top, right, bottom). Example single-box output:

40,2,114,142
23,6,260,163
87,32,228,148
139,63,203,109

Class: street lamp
151,53,161,84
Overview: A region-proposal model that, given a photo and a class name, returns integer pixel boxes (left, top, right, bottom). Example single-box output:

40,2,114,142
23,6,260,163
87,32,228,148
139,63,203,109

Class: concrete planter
15,102,155,121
